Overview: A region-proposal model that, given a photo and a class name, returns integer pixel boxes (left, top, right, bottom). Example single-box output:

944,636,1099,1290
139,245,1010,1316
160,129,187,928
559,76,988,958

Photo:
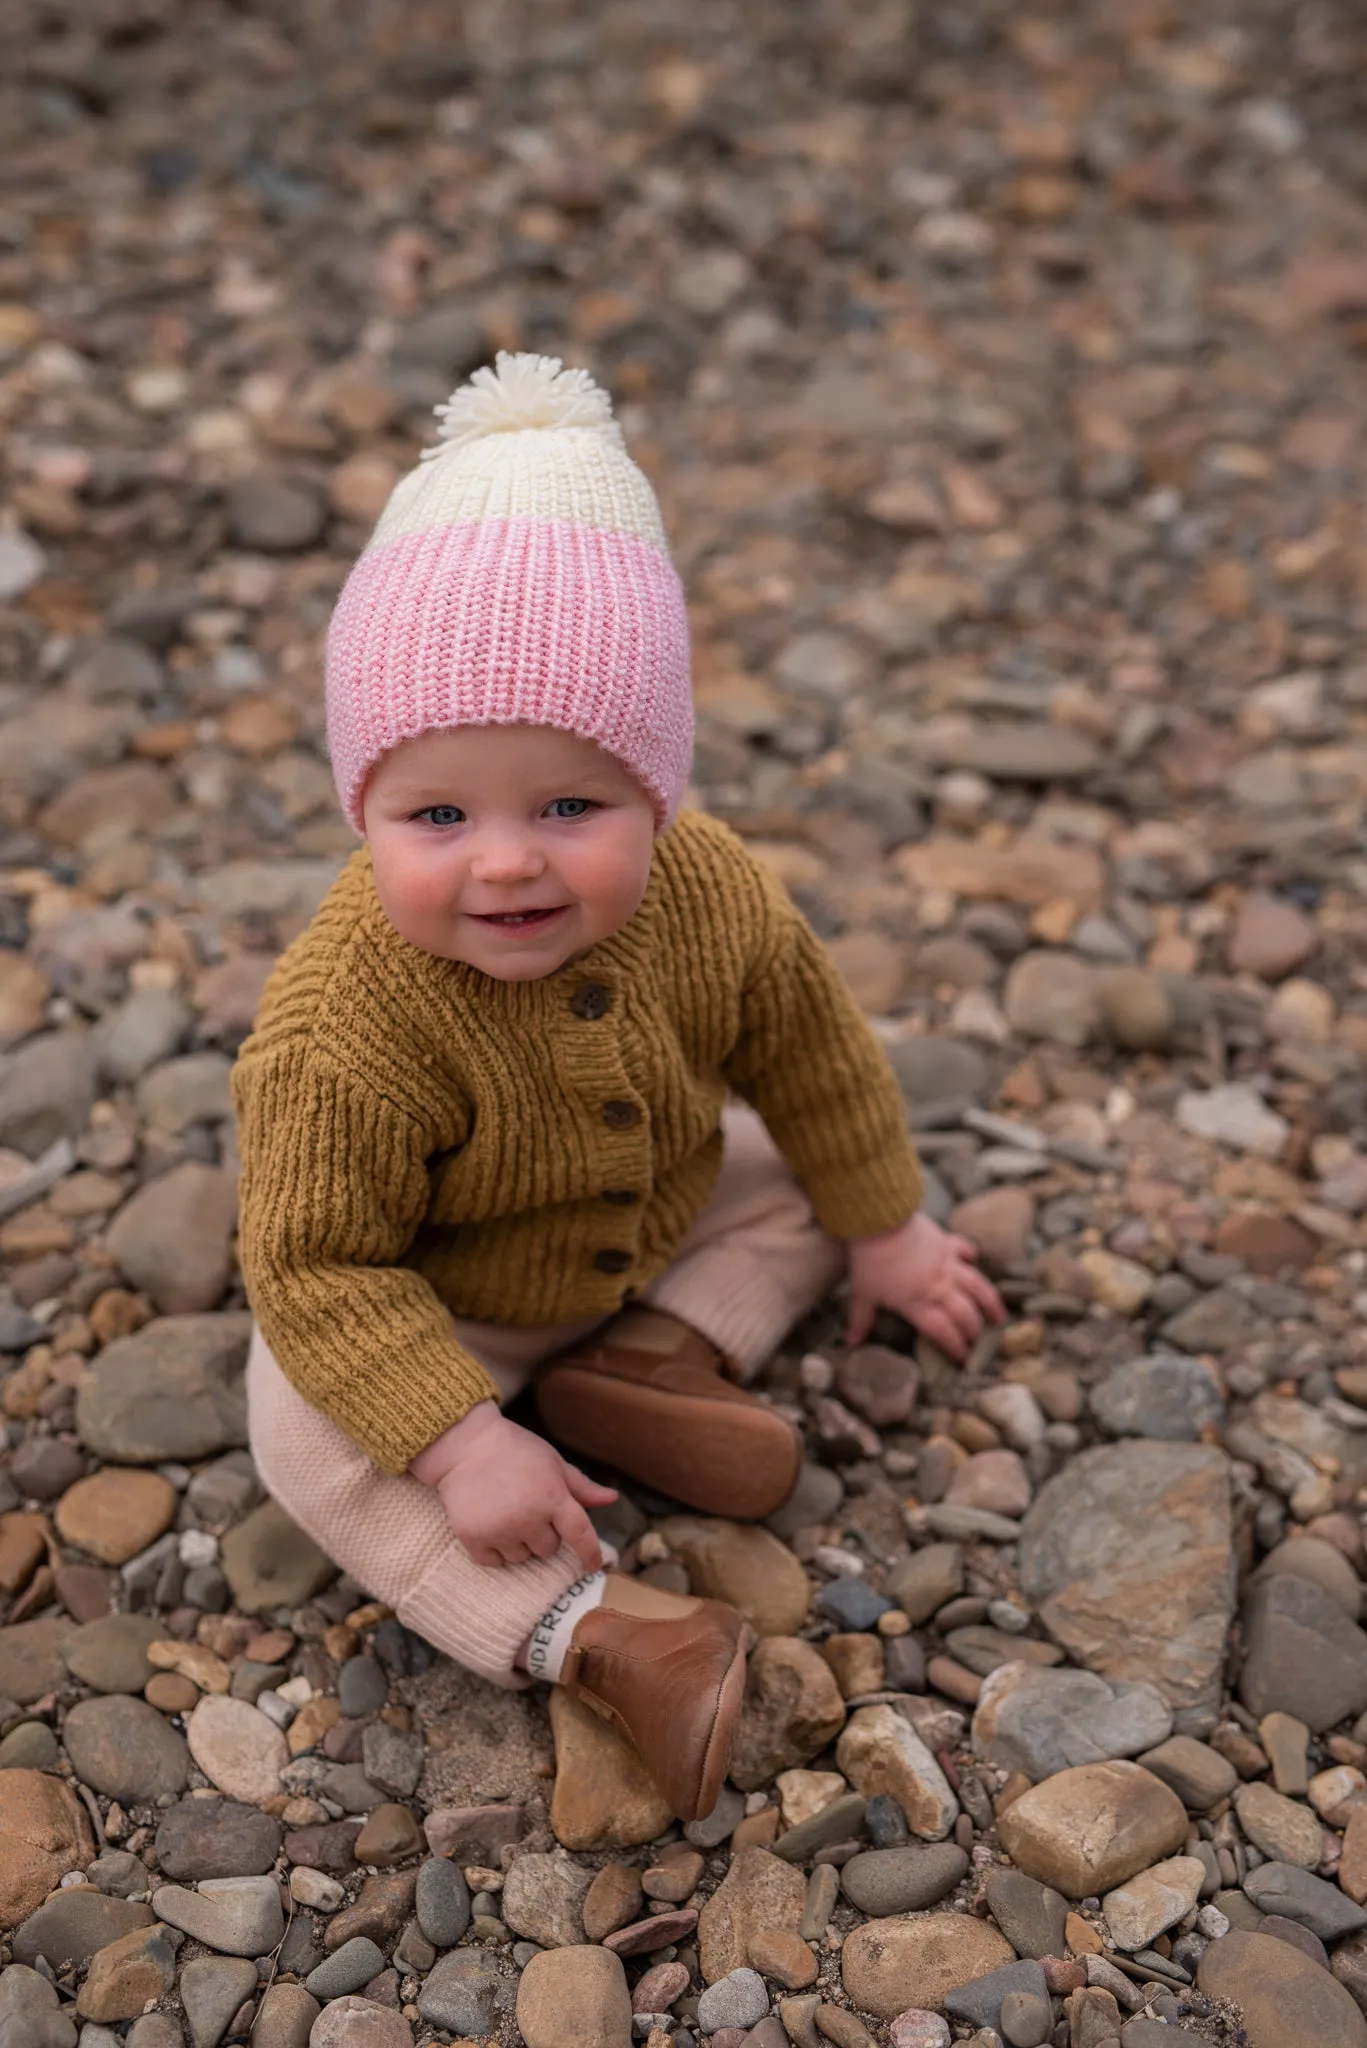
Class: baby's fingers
553,1498,605,1575
917,1303,968,1360
961,1262,1006,1321
563,1461,618,1509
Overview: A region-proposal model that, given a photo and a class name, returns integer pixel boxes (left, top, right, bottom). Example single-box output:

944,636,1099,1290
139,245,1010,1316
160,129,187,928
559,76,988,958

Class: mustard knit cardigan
232,809,923,1473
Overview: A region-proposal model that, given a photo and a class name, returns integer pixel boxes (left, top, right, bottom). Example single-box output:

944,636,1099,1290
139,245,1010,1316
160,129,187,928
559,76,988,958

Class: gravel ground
3,2,1367,2046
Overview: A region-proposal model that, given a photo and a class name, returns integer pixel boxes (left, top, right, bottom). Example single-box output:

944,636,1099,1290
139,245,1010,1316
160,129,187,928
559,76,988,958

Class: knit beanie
324,352,693,832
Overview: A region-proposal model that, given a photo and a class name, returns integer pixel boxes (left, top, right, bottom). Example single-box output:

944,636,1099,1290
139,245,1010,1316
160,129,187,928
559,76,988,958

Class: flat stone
698,1967,770,2032
766,1463,844,1540
548,1686,673,1849
501,1849,591,1948
0,1722,59,1770
304,1939,387,2002
1228,894,1319,981
972,1662,1173,1781
815,1578,894,1631
1243,1862,1367,1941
352,1804,423,1864
414,1951,503,2034
0,1032,96,1158
414,1858,470,1948
302,1994,412,2048
887,2015,951,2048
836,1705,958,1839
360,1722,422,1800
729,1637,848,1790
13,1891,153,1971
1019,1441,1235,1734
1254,1537,1362,1619
186,1696,288,1806
841,1915,1015,2020
982,1868,1068,1960
154,1797,282,1880
1240,1575,1367,1731
178,1955,259,2048
61,1694,189,1802
0,1769,93,1924
1004,951,1100,1048
997,1761,1189,1898
602,1908,697,1957
1136,1734,1239,1810
226,475,325,552
75,1314,250,1462
283,1820,362,1874
420,1802,524,1865
152,1875,284,1956
948,1187,1035,1274
76,1924,177,2024
886,1546,965,1625
772,1792,868,1864
61,1614,163,1694
700,1848,806,1983
106,1162,238,1314
836,1346,919,1428
0,1617,73,1704
0,1964,76,2048
656,1517,809,1635
1090,1355,1225,1442
1235,1781,1325,1868
220,1499,334,1614
322,1870,416,1952
55,1469,177,1566
943,1959,1050,2033
1103,1857,1206,1950
840,1845,968,1915
1198,1930,1367,2048
582,1863,644,1943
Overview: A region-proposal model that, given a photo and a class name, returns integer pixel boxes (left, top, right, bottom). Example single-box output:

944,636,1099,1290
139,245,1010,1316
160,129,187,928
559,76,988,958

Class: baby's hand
410,1403,617,1572
845,1212,1005,1360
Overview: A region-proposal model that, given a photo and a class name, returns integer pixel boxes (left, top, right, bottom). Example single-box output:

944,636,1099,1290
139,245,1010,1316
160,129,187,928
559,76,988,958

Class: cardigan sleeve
720,850,925,1239
232,1038,500,1475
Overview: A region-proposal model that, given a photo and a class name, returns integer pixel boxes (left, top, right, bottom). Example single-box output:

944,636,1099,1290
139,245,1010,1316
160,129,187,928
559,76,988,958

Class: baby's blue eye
546,797,593,819
421,805,465,826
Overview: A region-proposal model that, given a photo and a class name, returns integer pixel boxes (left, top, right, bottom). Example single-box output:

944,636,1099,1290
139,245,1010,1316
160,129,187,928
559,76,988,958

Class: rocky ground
3,0,1367,2045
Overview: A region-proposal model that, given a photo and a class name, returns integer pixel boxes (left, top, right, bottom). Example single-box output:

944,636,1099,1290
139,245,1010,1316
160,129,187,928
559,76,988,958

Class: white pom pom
422,351,621,459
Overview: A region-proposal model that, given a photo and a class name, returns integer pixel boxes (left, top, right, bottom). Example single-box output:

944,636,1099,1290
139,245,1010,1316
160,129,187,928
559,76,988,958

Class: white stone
289,1865,345,1912
1102,1855,1206,1952
1176,1084,1290,1158
975,1384,1047,1450
186,1694,288,1806
836,1704,959,1840
776,1770,848,1827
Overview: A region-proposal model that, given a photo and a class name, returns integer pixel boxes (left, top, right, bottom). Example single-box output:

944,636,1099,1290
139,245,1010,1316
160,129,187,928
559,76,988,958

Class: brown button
602,1189,639,1206
594,1248,631,1275
571,981,610,1021
602,1100,640,1130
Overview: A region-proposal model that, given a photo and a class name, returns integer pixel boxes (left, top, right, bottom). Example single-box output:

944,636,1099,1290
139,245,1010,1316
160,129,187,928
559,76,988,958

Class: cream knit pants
246,1105,844,1685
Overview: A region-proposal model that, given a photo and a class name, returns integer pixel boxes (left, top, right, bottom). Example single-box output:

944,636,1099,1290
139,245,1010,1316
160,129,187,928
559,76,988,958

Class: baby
233,354,1002,1822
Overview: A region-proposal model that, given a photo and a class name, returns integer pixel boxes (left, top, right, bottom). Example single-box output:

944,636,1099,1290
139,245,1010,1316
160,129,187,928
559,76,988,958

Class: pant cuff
645,1241,843,1381
398,1540,586,1689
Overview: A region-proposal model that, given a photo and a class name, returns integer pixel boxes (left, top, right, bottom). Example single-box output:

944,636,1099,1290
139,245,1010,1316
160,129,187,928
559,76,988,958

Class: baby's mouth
472,907,566,930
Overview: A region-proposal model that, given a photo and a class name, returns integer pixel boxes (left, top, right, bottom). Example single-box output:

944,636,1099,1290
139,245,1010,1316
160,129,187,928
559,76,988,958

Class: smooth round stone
0,1771,93,1925
186,1694,288,1806
696,1968,769,2033
179,1956,258,2048
516,1946,632,2048
888,2015,951,2048
1000,1989,1053,2047
145,1672,199,1715
250,1983,320,2048
841,1845,969,1916
309,1994,414,2046
336,1656,388,1718
353,1804,424,1865
10,1438,84,1501
414,1856,470,1948
61,1695,189,1803
1199,1929,1367,2048
290,1866,345,1911
62,1615,163,1695
54,1469,177,1567
0,1720,59,1770
304,1938,387,2000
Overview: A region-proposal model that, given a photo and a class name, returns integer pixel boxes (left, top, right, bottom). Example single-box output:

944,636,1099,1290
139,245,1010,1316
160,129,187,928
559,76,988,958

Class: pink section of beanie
327,515,691,830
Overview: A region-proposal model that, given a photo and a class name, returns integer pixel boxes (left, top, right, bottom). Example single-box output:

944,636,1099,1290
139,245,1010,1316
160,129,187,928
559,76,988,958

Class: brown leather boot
558,1574,751,1821
535,1308,801,1520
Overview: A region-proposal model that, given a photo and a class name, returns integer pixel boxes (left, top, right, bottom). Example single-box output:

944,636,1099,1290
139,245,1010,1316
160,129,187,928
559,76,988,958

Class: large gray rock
972,1662,1173,1782
1090,1354,1225,1441
75,1314,250,1462
1240,1574,1367,1733
1019,1441,1235,1735
105,1161,238,1314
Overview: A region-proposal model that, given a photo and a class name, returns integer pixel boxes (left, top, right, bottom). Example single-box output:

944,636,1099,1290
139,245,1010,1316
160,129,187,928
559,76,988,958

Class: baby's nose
469,828,544,880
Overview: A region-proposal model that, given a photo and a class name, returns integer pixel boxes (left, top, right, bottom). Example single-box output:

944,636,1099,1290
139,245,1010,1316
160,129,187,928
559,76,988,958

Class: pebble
251,1984,320,2048
548,1687,673,1850
815,1578,893,1631
1089,1354,1225,1442
999,1989,1054,2048
1102,1856,1206,1950
656,1517,810,1636
54,1470,178,1567
698,1969,769,2032
61,1614,163,1695
839,1845,968,1915
1243,1862,1367,1941
997,1761,1188,1897
1239,1575,1367,1732
729,1637,846,1790
972,1663,1173,1782
982,1869,1068,1960
61,1694,189,1803
886,1546,964,1625
220,1498,335,1613
836,1705,958,1840
74,1314,251,1463
1198,1930,1367,2048
13,1892,154,1970
841,1915,1015,2022
352,1804,423,1865
1136,1735,1238,1810
337,1656,388,1718
698,1849,806,1983
582,1864,646,1943
105,1162,239,1315
152,1875,285,1956
414,1857,470,1948
155,1797,282,1881
414,1951,503,2034
1175,1084,1290,1158
1235,1780,1325,1869
501,1850,591,1948
304,1940,388,2002
517,1945,631,2048
178,1955,258,2048
308,1995,414,2047
186,1695,289,1805
887,2017,951,2048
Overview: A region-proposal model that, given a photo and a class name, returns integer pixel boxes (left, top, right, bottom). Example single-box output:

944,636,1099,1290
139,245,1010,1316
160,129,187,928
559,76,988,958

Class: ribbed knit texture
232,809,924,1475
324,353,693,830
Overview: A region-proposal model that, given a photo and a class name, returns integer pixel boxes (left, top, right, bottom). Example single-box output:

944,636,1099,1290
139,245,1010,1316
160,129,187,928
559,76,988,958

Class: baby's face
361,725,658,980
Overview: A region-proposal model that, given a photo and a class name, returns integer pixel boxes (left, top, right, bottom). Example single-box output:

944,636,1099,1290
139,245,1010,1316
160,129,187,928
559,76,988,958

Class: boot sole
536,1367,800,1520
691,1627,749,1822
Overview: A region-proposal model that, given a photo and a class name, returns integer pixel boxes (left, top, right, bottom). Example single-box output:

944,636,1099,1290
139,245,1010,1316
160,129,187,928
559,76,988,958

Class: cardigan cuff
800,1145,926,1242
